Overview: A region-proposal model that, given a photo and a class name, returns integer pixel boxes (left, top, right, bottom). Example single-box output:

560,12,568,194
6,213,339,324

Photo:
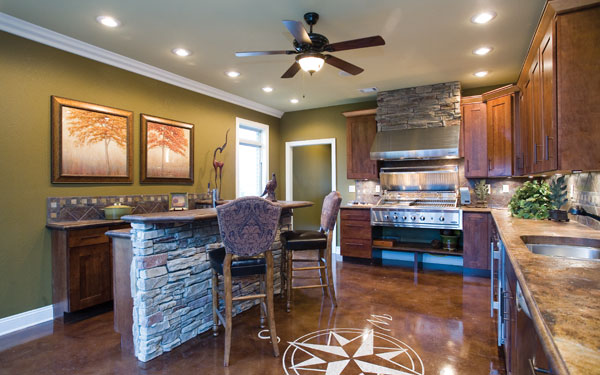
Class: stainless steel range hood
370,125,460,160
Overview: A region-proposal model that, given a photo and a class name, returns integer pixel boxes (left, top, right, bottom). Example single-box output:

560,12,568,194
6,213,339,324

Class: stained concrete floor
0,256,505,375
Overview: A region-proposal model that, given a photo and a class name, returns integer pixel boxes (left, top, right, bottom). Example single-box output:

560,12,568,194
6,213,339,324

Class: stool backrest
216,196,282,257
320,191,342,233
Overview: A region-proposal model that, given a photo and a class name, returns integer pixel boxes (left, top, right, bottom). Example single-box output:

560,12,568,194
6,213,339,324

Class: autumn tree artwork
141,114,194,184
51,96,133,183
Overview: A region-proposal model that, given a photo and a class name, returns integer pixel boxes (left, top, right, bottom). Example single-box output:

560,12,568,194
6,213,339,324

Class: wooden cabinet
51,225,127,316
340,208,372,259
517,3,600,174
487,95,514,177
462,102,488,178
462,212,491,271
343,109,378,180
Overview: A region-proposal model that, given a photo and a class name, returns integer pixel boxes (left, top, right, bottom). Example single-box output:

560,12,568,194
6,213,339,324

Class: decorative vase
548,209,569,222
440,234,459,251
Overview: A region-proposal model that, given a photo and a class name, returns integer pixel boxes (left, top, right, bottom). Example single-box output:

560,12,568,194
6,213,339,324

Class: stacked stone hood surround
371,82,461,160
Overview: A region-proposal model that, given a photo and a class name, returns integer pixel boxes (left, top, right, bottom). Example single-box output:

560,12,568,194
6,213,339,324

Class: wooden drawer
340,220,371,240
340,208,371,221
341,238,372,259
68,227,110,248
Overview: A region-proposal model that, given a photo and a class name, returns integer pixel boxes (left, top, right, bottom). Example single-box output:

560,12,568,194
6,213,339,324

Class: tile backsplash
564,172,600,230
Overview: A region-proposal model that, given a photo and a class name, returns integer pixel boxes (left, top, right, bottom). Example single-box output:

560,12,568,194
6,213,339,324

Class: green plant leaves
509,180,552,220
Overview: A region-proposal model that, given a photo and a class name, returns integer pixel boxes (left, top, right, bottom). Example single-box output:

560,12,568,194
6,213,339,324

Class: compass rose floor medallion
283,328,424,375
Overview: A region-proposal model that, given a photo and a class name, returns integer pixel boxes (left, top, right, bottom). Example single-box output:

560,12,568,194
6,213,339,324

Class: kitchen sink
520,236,600,260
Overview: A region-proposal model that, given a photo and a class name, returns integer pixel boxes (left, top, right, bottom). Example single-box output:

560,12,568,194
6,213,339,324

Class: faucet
568,206,600,222
211,188,218,208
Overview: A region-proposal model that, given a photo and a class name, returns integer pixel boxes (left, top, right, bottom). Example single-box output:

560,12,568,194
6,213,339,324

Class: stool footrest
292,284,328,290
232,294,266,302
293,266,325,271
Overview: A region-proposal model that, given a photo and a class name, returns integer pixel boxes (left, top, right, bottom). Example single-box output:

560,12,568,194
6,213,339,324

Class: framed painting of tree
140,114,194,184
51,96,133,183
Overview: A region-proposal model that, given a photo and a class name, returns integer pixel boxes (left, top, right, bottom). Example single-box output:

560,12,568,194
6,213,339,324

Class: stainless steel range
371,165,462,230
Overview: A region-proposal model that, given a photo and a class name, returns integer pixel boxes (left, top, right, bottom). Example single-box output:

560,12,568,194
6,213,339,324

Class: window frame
235,117,269,198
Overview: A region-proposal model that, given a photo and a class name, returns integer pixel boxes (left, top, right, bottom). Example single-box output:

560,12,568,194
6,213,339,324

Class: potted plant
548,175,569,221
508,180,552,220
474,179,490,207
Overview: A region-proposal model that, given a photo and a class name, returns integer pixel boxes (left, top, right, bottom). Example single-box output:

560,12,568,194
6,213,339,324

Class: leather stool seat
280,230,327,250
208,247,266,277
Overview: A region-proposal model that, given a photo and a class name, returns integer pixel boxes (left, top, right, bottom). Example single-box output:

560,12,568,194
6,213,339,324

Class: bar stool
209,196,282,366
280,191,342,312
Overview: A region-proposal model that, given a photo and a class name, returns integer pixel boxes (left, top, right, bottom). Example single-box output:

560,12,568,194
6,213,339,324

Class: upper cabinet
517,2,600,174
462,101,488,178
343,109,378,180
487,95,514,177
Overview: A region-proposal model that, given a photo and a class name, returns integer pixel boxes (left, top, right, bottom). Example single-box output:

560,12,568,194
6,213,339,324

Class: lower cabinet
462,212,492,271
51,225,127,316
340,208,372,259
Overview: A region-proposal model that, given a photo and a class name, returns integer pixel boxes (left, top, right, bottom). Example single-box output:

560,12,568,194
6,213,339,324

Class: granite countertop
46,219,126,230
490,210,600,375
121,200,313,223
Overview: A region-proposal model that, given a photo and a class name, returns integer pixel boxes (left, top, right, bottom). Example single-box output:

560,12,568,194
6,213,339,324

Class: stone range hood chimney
371,82,461,161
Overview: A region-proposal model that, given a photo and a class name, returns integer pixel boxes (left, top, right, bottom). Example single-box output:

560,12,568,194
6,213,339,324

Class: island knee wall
129,211,291,362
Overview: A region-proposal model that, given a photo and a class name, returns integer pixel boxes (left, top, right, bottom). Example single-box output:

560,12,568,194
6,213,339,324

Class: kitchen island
109,201,312,362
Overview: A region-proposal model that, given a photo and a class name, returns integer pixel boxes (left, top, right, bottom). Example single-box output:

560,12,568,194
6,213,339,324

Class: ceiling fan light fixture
298,54,325,74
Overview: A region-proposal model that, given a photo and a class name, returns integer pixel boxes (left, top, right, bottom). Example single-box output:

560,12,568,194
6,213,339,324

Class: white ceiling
0,0,545,115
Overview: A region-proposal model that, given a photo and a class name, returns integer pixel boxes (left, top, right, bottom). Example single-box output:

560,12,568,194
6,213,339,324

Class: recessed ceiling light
473,46,493,56
290,98,299,104
474,71,488,77
471,11,497,24
172,48,191,57
262,86,273,93
96,15,121,28
226,71,240,78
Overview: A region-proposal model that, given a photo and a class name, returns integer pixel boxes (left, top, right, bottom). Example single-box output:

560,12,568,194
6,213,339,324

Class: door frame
285,138,337,252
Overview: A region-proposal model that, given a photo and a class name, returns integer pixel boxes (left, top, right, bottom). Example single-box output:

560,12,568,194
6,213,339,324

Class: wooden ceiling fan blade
282,20,312,44
281,62,301,78
324,55,364,75
326,35,385,52
236,50,295,57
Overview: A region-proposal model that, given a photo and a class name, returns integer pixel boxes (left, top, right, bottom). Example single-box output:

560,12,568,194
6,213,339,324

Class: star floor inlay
283,328,424,375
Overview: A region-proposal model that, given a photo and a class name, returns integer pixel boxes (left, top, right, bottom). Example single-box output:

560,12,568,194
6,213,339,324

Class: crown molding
0,12,284,118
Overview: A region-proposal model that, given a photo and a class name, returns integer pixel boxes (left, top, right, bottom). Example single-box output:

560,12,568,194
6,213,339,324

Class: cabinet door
346,115,378,179
540,25,558,171
68,242,113,311
530,55,545,173
487,95,513,177
462,103,488,178
462,212,491,270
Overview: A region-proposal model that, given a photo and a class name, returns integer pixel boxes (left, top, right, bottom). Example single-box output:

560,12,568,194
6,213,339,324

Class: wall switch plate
375,185,381,193
502,185,510,193
349,185,355,193
486,184,491,194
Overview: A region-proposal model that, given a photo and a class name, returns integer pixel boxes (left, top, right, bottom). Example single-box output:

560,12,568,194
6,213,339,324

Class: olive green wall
0,31,280,319
292,145,332,231
279,101,377,245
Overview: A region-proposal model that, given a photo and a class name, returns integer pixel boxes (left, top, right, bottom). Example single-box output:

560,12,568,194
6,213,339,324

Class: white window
235,118,269,197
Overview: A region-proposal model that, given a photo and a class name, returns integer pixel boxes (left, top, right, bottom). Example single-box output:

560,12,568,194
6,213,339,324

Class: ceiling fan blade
324,55,364,75
281,62,301,78
282,20,312,45
236,50,295,57
326,35,385,52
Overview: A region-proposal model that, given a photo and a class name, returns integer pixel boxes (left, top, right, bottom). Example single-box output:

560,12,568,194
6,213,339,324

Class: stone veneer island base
110,201,311,362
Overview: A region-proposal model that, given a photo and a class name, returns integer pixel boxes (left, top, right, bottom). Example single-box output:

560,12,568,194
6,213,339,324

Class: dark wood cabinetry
343,109,378,180
487,96,514,177
51,225,127,316
340,208,372,259
517,2,600,174
462,212,491,271
462,103,488,178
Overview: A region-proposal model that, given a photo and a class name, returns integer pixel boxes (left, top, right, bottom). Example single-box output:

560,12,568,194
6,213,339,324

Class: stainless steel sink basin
520,236,600,261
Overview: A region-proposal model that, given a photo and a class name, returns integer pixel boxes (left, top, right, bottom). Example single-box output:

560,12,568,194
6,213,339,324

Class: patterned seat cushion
208,247,266,277
281,230,327,250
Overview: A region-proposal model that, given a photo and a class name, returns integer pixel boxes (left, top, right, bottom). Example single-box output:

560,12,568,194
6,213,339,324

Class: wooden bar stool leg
259,274,266,328
211,269,219,336
286,249,293,312
265,251,279,357
318,248,328,297
280,248,287,299
223,255,233,367
324,234,337,307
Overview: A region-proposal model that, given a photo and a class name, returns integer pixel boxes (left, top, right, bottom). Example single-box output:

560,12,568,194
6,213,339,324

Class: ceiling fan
235,12,385,78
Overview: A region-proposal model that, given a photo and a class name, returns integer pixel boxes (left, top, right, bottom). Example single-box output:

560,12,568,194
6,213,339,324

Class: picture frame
141,114,194,184
51,96,133,183
169,192,189,211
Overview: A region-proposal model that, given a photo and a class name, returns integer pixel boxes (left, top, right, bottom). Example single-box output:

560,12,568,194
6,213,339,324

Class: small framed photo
169,192,189,211
141,114,194,184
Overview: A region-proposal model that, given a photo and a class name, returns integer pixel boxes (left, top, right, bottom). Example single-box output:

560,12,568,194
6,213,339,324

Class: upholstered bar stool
280,191,342,312
209,196,282,366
